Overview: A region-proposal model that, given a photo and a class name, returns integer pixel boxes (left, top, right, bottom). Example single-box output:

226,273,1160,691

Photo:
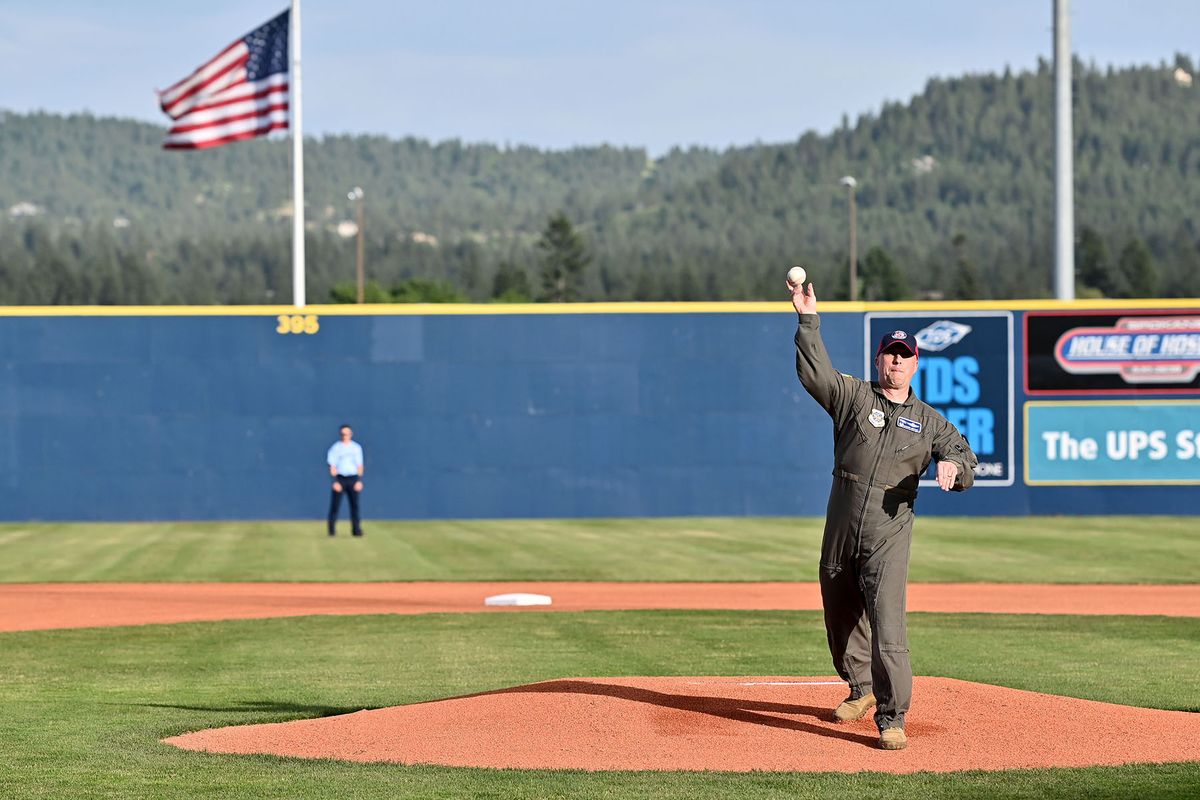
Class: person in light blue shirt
326,424,364,536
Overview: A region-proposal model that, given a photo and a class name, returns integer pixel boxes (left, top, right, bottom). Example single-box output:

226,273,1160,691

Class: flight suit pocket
820,561,843,579
850,402,878,444
952,440,977,464
894,435,931,472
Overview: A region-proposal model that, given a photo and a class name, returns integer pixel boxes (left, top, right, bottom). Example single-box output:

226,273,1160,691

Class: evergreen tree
949,233,983,300
632,269,658,301
490,261,533,302
1076,226,1128,298
860,246,910,301
1117,237,1157,298
1161,224,1200,296
677,265,701,301
390,278,467,303
537,212,591,302
824,259,850,302
7,57,1200,304
330,280,391,303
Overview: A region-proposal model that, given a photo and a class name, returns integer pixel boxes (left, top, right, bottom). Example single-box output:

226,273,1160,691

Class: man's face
340,427,352,441
875,345,918,392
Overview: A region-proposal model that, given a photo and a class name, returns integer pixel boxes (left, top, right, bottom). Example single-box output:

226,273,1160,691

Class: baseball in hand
786,265,807,286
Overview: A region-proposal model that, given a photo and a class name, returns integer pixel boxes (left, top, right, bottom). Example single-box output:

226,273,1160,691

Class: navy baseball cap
876,330,918,356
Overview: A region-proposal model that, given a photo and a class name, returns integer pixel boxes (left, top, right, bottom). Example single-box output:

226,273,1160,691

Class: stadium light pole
1054,0,1075,300
348,186,365,304
840,175,858,301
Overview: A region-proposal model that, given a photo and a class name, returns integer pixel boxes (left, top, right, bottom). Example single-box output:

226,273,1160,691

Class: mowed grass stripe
0,516,1197,583
1,610,1197,799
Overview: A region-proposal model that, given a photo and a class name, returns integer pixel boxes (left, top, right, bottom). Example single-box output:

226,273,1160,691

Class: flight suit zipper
853,399,902,558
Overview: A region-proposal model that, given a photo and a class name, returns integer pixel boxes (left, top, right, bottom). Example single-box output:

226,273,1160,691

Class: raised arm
791,281,854,419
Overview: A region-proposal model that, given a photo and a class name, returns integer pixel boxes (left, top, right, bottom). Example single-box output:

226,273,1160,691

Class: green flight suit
794,313,977,731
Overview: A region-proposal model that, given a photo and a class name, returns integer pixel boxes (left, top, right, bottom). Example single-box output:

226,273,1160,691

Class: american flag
158,10,290,150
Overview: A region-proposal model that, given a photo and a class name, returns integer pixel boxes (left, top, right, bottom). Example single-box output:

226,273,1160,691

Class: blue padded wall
0,309,1192,520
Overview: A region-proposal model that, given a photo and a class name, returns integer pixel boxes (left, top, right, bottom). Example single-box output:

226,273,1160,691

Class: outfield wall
1,301,1196,521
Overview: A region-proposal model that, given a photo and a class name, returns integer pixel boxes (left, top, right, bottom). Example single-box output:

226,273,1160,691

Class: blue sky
2,1,1198,155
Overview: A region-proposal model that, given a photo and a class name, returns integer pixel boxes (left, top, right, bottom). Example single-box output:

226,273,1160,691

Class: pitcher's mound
164,676,1200,773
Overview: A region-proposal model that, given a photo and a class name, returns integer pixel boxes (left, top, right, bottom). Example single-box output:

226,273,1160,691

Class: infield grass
0,515,1196,583
2,610,1198,800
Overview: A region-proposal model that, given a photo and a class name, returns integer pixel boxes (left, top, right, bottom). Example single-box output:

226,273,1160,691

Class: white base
484,593,553,607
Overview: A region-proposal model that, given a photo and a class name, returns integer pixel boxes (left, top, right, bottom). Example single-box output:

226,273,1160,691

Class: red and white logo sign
1054,316,1200,384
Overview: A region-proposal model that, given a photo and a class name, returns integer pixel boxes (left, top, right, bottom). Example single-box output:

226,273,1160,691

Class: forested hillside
1,56,1198,304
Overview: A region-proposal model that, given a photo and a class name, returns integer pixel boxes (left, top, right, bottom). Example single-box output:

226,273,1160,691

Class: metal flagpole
291,0,306,307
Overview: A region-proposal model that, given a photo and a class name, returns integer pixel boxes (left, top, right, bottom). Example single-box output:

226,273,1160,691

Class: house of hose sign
1026,312,1200,395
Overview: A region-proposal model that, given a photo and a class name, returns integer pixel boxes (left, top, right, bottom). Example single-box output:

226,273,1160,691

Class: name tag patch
868,409,886,428
897,416,922,433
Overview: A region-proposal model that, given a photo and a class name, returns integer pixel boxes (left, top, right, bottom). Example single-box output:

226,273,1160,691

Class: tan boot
832,692,876,722
879,727,908,750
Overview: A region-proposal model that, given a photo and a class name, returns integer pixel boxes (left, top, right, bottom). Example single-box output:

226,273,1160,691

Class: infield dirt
2,581,1198,632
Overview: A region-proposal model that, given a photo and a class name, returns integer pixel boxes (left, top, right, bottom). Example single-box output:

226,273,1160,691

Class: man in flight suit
790,279,977,751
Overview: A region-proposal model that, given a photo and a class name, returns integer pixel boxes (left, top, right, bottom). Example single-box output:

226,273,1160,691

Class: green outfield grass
0,515,1197,583
3,515,1197,798
2,609,1198,800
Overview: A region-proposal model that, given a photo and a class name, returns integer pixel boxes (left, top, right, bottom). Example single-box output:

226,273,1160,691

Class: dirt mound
164,676,1200,773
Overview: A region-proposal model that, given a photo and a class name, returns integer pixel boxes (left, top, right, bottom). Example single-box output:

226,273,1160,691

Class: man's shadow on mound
483,680,877,747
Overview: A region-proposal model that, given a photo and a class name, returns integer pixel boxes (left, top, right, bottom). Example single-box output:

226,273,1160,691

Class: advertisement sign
1026,310,1200,395
865,312,1014,486
1025,400,1200,484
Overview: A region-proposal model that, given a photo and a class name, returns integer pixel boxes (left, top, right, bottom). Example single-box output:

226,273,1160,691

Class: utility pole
348,186,364,303
840,175,858,301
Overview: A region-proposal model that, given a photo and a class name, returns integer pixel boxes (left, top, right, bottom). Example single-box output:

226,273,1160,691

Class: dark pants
328,476,362,535
819,528,913,731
